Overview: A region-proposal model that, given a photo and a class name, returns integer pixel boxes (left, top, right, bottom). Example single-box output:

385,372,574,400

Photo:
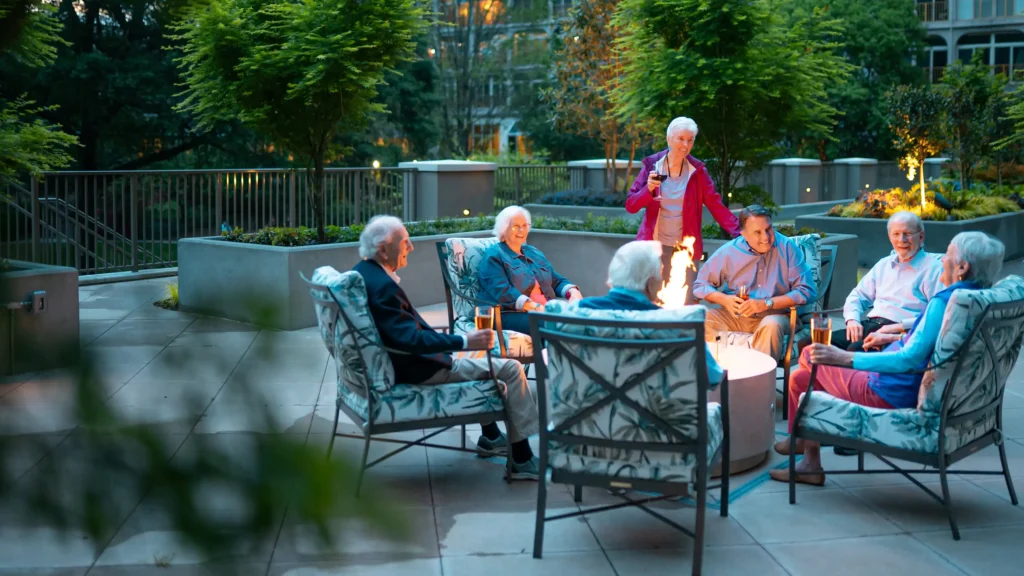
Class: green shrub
536,189,627,207
825,183,1022,221
701,223,824,239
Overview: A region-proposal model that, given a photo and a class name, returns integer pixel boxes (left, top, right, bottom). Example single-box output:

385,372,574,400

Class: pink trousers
788,347,893,433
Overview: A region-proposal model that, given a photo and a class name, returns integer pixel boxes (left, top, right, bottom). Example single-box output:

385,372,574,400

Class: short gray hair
666,117,699,140
358,215,405,259
738,204,772,230
949,231,1005,288
493,205,531,240
887,211,923,233
608,241,662,292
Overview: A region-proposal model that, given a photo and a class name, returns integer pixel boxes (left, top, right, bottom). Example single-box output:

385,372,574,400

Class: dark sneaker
476,433,508,457
507,456,541,481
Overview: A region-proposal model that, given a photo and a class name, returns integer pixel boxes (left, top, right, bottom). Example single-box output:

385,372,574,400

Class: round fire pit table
709,345,777,476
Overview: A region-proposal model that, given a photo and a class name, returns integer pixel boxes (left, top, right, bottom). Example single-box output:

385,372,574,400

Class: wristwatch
765,298,774,310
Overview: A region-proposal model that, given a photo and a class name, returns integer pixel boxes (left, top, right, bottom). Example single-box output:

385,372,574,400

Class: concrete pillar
565,159,641,194
833,157,879,199
768,158,823,205
925,157,950,181
397,160,496,220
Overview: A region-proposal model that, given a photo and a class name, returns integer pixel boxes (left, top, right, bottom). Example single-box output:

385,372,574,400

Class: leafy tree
612,0,852,199
545,0,642,191
172,0,427,243
938,55,1005,190
780,0,926,160
0,0,76,188
993,83,1024,174
988,86,1022,185
885,83,945,207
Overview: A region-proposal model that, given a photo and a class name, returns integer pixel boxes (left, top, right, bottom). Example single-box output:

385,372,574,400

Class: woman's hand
807,343,854,367
917,370,937,412
646,172,661,194
524,300,545,312
876,323,905,335
567,288,583,302
862,331,900,351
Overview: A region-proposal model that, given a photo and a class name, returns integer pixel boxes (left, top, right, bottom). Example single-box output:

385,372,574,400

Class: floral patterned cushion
311,267,504,427
799,275,1024,454
443,237,533,357
540,301,723,484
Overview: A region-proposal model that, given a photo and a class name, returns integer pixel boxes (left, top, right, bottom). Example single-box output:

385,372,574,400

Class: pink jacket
625,149,741,258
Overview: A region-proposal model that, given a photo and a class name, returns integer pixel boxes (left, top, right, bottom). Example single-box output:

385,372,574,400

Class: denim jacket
479,242,577,310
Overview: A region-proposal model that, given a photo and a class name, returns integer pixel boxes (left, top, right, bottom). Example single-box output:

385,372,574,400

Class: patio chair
301,266,513,494
724,234,837,420
529,301,729,576
436,238,534,360
787,275,1024,540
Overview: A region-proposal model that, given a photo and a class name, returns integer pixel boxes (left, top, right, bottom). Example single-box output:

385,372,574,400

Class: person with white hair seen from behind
479,205,582,334
625,116,741,298
577,240,724,384
353,215,541,480
832,211,944,352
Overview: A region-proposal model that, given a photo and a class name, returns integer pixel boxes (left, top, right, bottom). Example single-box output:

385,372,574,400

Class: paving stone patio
3,272,1024,575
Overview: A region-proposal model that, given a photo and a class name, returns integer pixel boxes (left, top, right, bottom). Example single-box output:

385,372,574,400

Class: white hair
949,231,1005,288
608,241,663,292
666,117,699,140
493,205,532,241
887,211,923,233
358,215,405,259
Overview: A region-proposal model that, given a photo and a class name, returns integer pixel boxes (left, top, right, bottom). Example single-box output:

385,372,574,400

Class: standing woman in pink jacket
625,117,742,301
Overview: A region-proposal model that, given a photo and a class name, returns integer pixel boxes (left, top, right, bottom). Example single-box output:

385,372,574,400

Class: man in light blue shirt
835,211,944,351
693,205,817,360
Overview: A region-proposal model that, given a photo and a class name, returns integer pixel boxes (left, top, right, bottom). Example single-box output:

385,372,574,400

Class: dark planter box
795,211,1024,268
0,260,79,376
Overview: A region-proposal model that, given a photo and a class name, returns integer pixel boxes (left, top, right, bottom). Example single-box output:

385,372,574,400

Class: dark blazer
577,288,660,312
354,259,464,384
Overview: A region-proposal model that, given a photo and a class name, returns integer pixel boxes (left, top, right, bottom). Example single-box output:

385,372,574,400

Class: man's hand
567,288,583,302
466,329,495,351
862,331,900,351
709,292,744,316
846,320,863,343
738,298,769,317
807,343,854,367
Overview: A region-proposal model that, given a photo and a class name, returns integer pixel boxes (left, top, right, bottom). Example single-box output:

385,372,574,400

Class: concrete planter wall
524,199,852,226
178,231,491,330
180,228,857,330
795,211,1024,267
0,260,79,375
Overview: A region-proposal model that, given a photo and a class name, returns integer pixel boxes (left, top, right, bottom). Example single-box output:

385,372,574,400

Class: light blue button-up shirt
843,249,944,330
693,231,818,316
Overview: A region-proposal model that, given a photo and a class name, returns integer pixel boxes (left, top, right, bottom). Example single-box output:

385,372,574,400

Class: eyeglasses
511,224,530,233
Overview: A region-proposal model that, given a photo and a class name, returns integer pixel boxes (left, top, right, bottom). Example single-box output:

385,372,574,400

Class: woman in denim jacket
479,206,582,334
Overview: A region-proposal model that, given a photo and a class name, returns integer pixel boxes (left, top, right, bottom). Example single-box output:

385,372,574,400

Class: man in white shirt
833,211,944,351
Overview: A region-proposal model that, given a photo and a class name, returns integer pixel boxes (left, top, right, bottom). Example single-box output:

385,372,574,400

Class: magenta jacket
625,149,741,258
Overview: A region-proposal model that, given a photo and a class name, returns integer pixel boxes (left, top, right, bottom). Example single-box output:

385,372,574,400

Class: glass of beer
475,306,494,331
811,313,832,346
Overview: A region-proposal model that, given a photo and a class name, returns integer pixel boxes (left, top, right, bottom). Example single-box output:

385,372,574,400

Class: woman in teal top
770,231,1006,486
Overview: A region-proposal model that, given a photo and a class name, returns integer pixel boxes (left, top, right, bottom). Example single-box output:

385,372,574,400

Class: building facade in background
918,1,1024,82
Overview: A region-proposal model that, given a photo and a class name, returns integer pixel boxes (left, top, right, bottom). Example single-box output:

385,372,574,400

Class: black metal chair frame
300,272,512,494
528,313,730,576
779,244,838,420
788,300,1024,540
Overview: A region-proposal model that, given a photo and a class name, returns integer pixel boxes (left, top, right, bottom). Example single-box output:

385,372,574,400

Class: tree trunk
997,161,1003,186
624,138,638,194
307,156,327,245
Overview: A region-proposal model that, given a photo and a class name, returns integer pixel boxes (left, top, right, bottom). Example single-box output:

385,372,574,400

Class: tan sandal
774,439,805,456
769,467,826,486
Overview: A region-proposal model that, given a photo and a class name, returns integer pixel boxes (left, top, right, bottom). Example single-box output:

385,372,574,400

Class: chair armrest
432,326,450,334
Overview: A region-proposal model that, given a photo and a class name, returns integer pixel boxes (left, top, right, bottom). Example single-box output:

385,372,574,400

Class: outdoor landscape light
805,187,811,193
372,160,380,169
463,209,471,216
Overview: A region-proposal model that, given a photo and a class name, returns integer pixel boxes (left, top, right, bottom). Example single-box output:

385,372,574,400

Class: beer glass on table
811,313,832,346
475,306,494,331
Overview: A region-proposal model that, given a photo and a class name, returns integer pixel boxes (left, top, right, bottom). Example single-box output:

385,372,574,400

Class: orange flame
657,236,697,310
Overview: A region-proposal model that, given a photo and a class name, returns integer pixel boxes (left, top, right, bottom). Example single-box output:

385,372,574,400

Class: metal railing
924,64,1024,83
495,165,574,208
918,1,949,21
1,168,415,275
972,0,1021,18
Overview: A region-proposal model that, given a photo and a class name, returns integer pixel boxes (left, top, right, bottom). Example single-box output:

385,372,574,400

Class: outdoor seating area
4,269,1024,575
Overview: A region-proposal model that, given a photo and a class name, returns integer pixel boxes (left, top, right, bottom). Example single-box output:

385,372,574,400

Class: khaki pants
704,307,795,361
420,357,539,443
